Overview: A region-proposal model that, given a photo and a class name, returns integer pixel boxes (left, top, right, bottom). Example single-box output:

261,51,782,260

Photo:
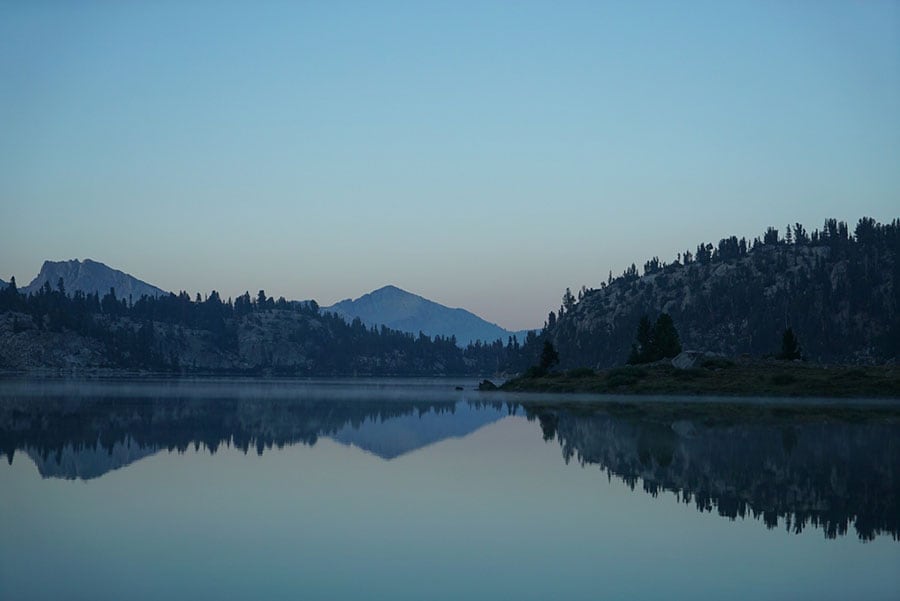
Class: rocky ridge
23,259,168,300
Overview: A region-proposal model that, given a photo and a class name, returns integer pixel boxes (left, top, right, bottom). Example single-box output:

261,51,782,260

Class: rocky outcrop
0,312,108,370
23,259,168,300
670,351,723,370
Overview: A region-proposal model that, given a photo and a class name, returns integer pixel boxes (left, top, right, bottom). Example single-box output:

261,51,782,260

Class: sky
1,1,898,330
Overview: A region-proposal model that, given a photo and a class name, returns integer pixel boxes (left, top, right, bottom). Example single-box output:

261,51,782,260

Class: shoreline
491,360,900,399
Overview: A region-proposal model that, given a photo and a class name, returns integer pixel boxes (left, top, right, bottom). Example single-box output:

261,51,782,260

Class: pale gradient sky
1,1,898,330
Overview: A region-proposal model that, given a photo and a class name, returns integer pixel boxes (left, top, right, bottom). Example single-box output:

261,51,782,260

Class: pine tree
777,328,802,360
627,315,654,364
627,313,682,363
652,313,682,359
539,341,560,372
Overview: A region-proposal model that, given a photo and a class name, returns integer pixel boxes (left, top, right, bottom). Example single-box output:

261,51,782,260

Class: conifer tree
652,313,682,359
627,313,681,363
539,340,560,372
777,328,802,361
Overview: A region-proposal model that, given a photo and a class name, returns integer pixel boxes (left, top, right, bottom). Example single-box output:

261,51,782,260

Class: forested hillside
0,283,521,375
537,217,898,368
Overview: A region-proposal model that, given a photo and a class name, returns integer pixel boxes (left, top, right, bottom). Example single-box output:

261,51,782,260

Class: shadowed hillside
539,218,899,368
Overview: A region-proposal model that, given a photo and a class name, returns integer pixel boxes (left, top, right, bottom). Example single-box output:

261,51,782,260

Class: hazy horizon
2,2,898,330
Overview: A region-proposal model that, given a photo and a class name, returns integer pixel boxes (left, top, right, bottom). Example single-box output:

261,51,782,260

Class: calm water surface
1,378,898,600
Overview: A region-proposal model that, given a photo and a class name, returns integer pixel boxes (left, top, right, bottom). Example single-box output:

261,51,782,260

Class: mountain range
324,285,529,346
0,259,524,374
6,260,527,346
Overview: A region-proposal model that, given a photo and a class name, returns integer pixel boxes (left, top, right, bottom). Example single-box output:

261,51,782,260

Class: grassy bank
497,360,900,398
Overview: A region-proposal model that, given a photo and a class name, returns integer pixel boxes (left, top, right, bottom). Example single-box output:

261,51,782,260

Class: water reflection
0,391,474,475
522,403,900,541
1,382,898,541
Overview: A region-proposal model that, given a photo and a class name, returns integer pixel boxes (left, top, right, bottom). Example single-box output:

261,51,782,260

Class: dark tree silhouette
653,313,682,359
777,327,802,361
539,341,560,372
628,313,682,364
628,316,653,364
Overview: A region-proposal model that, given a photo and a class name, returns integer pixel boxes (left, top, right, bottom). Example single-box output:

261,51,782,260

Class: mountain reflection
0,392,468,474
2,387,898,541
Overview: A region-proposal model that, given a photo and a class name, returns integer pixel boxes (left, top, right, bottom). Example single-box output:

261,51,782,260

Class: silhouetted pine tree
777,328,802,361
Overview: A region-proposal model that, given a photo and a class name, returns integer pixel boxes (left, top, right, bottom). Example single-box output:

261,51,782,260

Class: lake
1,378,898,600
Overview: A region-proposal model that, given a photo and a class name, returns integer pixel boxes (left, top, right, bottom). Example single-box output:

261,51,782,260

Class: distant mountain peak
325,284,533,347
362,284,421,300
23,258,169,300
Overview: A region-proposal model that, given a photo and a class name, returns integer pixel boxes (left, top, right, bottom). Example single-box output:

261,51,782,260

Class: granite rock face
0,312,108,370
23,259,169,301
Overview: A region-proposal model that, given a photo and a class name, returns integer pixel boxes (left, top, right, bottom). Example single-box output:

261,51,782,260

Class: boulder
671,350,724,370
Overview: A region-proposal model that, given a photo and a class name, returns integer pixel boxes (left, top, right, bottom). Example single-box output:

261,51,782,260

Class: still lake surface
1,377,898,600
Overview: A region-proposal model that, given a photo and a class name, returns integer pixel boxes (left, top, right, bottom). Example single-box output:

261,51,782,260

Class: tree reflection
0,394,460,474
524,403,900,541
1,391,897,541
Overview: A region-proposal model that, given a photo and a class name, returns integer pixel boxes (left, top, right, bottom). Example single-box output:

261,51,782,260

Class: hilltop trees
0,277,22,312
627,313,682,364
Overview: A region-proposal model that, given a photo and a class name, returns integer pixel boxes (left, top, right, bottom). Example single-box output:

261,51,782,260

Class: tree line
0,279,532,374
